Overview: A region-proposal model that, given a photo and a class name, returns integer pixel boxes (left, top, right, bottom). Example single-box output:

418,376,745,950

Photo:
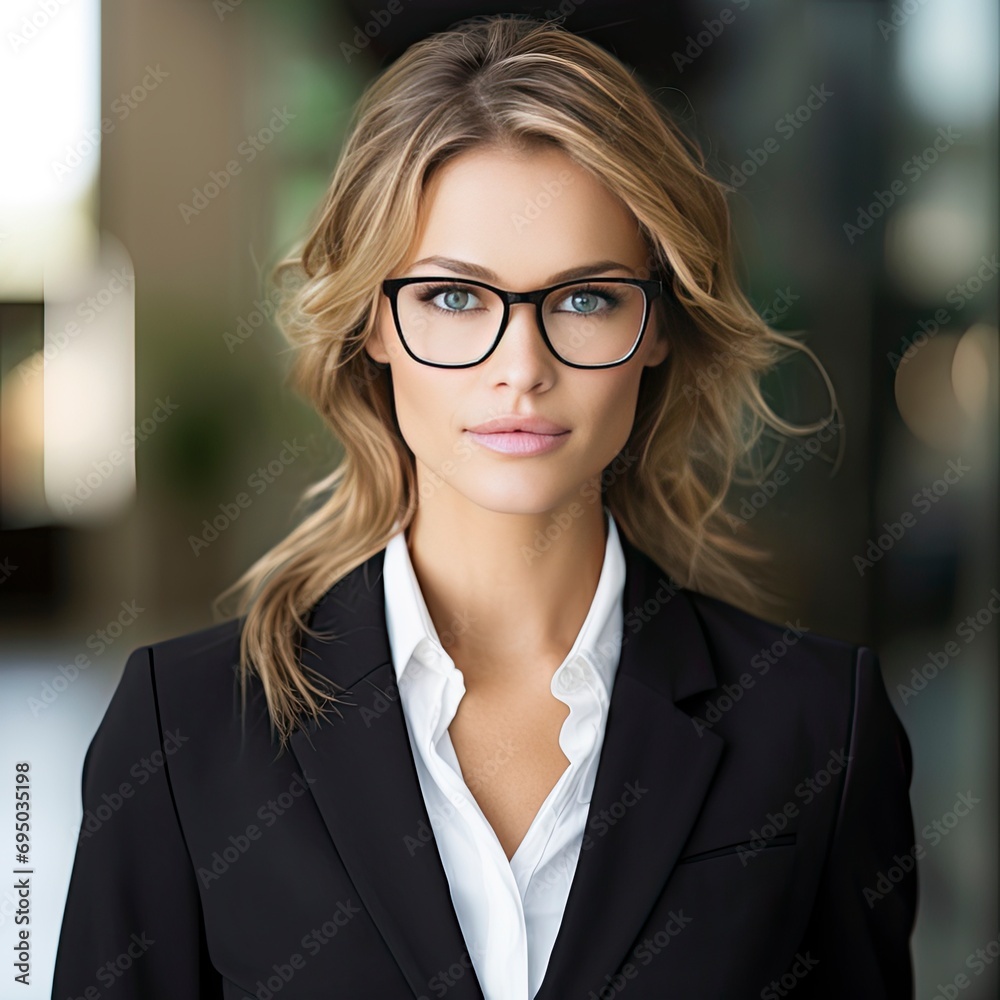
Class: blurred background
0,0,996,994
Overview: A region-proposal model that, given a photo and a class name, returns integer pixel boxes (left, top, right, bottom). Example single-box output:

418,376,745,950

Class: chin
449,480,576,518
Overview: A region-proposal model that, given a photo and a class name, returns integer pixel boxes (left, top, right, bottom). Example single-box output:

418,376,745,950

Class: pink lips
465,414,570,456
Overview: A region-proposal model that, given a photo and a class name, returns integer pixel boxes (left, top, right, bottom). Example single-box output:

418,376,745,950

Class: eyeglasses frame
379,272,670,370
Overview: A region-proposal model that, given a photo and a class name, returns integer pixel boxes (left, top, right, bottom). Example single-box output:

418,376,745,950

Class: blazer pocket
676,832,796,865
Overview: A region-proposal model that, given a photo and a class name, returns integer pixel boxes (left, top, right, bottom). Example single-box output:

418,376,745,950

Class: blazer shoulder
677,590,902,765
118,616,248,716
150,613,245,655
137,615,244,679
681,587,875,692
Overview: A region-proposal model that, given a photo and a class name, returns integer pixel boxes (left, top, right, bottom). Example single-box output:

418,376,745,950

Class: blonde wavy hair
215,13,839,749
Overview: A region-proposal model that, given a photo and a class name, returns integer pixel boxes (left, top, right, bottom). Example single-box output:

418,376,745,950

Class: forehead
405,145,648,285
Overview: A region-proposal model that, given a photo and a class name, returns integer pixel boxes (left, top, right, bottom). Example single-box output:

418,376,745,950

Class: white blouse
381,508,626,999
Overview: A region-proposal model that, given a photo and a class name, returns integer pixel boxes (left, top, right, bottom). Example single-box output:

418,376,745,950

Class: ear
364,327,390,365
651,334,669,366
643,324,670,368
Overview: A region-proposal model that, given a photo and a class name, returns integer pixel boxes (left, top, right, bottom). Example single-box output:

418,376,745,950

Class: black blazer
51,531,917,1000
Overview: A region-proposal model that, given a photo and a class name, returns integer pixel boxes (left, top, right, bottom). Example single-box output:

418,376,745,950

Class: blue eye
552,285,623,315
568,291,600,313
417,284,485,313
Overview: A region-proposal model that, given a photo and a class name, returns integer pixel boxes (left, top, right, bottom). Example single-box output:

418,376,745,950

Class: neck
403,483,609,684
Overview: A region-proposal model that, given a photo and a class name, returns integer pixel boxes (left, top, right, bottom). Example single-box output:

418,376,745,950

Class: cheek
388,368,456,452
590,373,643,441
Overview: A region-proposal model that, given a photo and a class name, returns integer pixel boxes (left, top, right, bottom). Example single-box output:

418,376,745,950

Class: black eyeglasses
380,273,669,369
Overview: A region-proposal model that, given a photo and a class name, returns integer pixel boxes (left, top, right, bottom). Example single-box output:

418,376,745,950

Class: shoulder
676,589,912,822
679,587,890,735
108,616,252,740
148,615,246,664
75,617,254,827
685,586,874,679
117,616,245,695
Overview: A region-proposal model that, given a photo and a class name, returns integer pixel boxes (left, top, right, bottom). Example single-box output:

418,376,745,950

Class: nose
489,301,558,373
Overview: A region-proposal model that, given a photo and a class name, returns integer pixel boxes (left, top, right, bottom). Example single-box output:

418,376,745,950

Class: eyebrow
405,256,638,284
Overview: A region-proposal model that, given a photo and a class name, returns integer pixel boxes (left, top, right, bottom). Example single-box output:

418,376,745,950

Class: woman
51,14,917,1000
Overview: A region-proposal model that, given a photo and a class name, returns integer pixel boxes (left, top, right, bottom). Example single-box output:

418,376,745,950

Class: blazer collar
290,529,724,1000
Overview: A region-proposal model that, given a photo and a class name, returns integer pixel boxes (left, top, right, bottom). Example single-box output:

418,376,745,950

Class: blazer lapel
290,530,724,1000
289,553,487,1000
534,532,724,999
